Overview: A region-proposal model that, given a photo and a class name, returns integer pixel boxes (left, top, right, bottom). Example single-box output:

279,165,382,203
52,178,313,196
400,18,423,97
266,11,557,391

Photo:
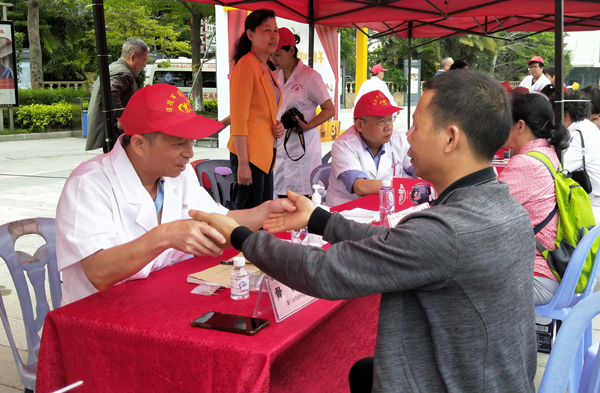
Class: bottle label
231,275,249,297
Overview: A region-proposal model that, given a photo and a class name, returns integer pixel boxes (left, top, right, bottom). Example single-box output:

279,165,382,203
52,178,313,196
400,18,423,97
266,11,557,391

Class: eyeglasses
528,65,540,70
356,114,397,128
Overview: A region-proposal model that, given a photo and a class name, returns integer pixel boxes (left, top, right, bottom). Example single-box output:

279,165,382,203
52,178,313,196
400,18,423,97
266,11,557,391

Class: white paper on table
339,208,379,224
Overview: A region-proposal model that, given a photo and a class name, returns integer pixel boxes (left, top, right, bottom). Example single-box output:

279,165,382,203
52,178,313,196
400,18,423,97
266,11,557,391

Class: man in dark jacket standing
85,38,148,152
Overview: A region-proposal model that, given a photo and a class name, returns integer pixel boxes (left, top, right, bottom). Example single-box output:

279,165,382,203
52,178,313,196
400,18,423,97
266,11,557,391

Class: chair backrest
539,291,600,393
194,159,231,204
322,151,332,164
310,163,332,203
215,172,236,205
0,218,61,390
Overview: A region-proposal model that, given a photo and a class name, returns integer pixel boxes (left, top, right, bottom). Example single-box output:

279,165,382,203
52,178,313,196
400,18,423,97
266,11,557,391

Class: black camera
281,107,306,129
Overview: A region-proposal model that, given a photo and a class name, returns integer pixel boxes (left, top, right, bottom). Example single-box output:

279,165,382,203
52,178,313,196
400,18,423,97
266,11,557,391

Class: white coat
354,76,395,107
327,125,413,207
519,74,552,93
273,60,331,196
56,136,227,304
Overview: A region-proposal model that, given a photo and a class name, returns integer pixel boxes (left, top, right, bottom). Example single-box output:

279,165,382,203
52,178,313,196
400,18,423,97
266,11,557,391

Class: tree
42,26,93,81
27,0,43,88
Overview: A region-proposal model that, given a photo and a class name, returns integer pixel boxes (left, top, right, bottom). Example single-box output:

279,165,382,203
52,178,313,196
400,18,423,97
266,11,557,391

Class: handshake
188,190,318,251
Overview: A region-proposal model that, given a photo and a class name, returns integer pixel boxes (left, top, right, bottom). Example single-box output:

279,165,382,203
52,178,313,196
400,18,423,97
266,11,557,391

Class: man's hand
161,219,226,257
189,210,240,249
263,191,317,233
272,121,285,138
237,162,252,186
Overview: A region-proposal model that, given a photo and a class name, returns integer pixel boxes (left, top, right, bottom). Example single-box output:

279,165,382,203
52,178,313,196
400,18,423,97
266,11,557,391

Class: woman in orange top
228,9,284,209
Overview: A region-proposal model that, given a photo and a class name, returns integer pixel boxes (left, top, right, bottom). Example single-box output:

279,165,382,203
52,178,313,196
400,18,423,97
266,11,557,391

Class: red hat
526,56,544,65
354,90,402,119
371,64,387,74
120,84,223,138
276,28,297,51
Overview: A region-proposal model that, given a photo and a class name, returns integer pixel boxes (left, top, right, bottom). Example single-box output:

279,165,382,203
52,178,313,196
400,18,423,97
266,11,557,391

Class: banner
0,21,17,107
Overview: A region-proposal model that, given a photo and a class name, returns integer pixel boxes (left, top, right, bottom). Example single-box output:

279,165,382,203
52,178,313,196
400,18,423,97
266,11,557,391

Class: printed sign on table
393,178,437,211
254,274,318,323
0,21,17,108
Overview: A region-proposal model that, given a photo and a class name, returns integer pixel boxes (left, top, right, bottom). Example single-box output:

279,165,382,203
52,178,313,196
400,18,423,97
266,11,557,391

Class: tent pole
92,0,116,153
554,0,564,165
308,0,314,68
407,21,413,129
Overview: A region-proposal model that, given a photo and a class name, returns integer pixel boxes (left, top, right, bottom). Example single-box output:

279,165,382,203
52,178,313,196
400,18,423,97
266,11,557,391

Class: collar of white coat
355,125,388,159
276,58,305,86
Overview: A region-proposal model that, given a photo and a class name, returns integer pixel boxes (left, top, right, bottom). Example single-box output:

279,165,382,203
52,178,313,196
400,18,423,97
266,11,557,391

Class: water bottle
230,257,249,300
379,180,395,227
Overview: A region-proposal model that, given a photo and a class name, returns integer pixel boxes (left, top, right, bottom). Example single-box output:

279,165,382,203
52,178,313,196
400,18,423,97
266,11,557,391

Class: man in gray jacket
193,71,537,393
85,38,148,153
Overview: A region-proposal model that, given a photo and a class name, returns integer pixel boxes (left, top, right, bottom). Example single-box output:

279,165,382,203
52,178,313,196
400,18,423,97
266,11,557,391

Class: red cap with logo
526,56,544,65
371,64,388,74
120,84,223,138
354,90,402,119
276,28,297,51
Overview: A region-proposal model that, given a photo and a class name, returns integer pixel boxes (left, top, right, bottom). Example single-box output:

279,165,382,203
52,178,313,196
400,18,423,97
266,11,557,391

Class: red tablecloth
36,247,380,393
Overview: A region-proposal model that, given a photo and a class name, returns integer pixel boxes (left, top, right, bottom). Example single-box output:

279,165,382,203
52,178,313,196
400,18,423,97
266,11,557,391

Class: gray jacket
239,168,537,392
85,59,139,151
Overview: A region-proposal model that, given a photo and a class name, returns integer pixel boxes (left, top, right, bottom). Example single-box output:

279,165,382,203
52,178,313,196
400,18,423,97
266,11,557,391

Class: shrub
16,102,72,132
204,99,218,113
18,87,91,106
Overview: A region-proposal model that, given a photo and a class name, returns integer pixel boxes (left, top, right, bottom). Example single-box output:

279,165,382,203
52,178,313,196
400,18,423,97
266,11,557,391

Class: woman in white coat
270,28,335,197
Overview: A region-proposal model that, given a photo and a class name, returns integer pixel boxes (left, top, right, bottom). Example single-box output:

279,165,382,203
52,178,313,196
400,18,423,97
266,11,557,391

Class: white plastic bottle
379,180,395,227
309,185,330,245
230,257,249,300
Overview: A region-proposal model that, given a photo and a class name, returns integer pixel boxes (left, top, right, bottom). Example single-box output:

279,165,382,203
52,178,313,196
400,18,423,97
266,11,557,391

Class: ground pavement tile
0,344,26,390
0,383,23,393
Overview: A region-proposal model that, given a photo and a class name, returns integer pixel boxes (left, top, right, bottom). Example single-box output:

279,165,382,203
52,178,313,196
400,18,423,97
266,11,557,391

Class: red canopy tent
91,0,600,149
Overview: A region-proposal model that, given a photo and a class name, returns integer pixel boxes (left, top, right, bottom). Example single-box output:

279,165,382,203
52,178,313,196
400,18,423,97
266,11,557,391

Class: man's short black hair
582,85,600,115
423,71,511,161
544,65,555,78
564,90,592,122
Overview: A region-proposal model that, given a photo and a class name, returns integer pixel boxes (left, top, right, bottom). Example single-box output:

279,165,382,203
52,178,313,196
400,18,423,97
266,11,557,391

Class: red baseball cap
354,90,402,119
276,28,297,51
371,64,388,74
120,84,223,138
526,56,544,65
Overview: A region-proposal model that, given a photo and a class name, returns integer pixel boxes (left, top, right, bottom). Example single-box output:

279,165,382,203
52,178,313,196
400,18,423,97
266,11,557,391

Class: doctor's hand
272,121,285,139
237,162,252,186
161,219,225,257
263,191,316,233
189,209,239,249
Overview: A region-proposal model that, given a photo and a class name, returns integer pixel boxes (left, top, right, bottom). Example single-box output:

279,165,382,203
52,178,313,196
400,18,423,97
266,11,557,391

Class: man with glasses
326,90,415,206
519,55,551,93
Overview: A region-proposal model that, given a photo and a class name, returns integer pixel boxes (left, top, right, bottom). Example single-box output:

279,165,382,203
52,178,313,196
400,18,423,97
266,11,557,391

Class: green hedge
16,103,72,132
18,87,91,106
204,99,218,113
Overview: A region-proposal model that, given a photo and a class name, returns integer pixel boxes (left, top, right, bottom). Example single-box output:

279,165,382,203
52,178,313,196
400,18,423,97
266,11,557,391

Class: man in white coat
56,84,295,305
327,90,415,207
519,56,551,93
354,64,396,107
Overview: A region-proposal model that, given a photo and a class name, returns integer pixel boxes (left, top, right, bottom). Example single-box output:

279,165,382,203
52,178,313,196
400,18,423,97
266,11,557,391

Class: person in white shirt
271,27,335,197
354,64,395,107
519,56,552,93
563,90,600,222
56,84,295,304
327,90,415,207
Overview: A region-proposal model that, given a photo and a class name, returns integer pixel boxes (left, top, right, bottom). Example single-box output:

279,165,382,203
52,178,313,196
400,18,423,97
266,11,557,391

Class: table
36,247,380,392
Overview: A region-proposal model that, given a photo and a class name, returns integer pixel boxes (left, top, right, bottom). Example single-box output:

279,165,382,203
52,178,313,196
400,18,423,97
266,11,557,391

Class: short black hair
544,66,555,78
121,132,160,147
449,60,468,70
564,90,592,122
423,70,511,161
581,85,600,115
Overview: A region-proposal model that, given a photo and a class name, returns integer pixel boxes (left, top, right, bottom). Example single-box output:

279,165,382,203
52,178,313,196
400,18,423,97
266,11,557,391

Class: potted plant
385,68,408,107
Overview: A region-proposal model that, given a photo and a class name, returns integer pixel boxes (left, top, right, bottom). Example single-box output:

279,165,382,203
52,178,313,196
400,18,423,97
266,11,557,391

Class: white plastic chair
0,218,61,393
539,291,600,393
535,224,600,393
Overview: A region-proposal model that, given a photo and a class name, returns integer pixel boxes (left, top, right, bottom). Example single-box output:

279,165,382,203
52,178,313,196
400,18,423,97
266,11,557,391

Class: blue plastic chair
0,218,61,393
310,163,332,203
535,224,600,393
539,291,600,393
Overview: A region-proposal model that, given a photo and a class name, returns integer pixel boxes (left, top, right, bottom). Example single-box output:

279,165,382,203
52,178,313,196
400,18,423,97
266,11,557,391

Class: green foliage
16,102,72,132
385,68,408,93
339,28,356,80
203,99,218,113
42,26,93,81
18,88,91,106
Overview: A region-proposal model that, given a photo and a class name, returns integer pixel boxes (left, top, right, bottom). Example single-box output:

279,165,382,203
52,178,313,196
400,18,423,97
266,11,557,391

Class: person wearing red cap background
326,90,415,206
519,55,552,93
353,63,396,108
55,84,296,305
270,27,335,198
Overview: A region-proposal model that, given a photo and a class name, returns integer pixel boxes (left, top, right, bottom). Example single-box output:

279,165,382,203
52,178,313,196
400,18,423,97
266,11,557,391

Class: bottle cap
312,184,323,205
233,257,246,267
382,180,392,187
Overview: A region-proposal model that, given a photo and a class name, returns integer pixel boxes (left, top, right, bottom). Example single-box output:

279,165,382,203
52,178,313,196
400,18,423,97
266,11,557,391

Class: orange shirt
227,53,282,174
